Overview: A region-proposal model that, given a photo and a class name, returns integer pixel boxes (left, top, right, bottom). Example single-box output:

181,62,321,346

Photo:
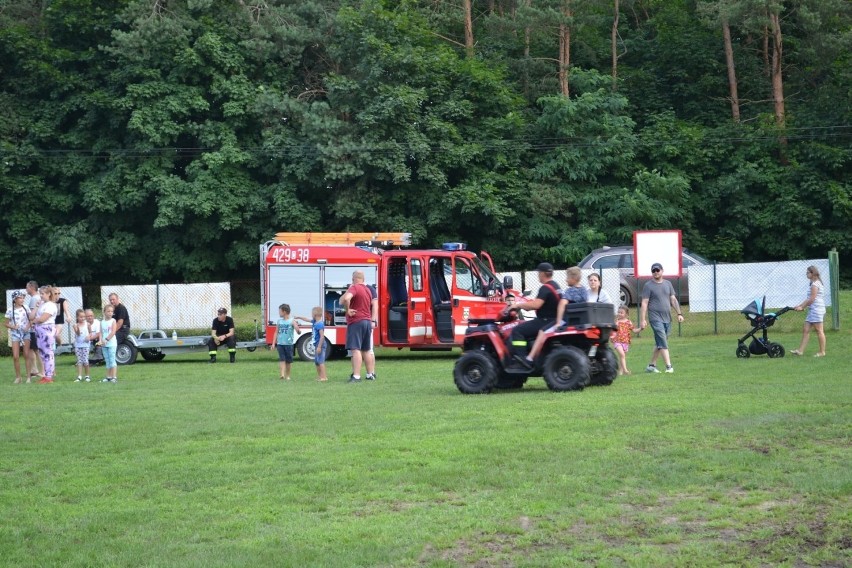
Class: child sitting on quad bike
516,266,588,368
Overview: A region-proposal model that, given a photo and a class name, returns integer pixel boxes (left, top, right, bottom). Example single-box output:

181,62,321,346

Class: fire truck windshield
472,256,499,290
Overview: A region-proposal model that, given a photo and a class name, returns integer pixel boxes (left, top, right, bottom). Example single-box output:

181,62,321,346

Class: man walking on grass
639,262,685,374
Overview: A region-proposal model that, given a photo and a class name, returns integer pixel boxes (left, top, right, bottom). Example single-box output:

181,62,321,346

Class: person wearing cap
4,290,32,383
508,262,562,366
639,263,684,374
208,308,236,363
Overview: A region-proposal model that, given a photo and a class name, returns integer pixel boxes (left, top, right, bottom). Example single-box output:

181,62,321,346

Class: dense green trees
1,0,849,286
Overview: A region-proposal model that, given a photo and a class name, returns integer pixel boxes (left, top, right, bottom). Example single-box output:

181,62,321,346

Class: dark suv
578,246,710,305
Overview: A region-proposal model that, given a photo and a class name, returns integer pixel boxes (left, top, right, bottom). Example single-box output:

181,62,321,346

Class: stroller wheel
736,344,750,358
767,343,785,358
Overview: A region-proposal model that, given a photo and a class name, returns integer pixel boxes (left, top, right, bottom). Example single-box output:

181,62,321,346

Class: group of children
4,287,120,384
270,304,327,382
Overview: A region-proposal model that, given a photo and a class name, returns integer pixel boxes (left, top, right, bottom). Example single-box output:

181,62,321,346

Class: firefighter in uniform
208,307,236,363
508,262,561,364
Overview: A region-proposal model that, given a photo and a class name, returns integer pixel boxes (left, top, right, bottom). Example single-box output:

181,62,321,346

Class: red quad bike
453,302,618,394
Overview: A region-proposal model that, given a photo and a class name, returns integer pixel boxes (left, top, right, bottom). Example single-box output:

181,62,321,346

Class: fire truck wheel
454,351,498,394
542,346,590,391
296,335,331,361
589,347,618,386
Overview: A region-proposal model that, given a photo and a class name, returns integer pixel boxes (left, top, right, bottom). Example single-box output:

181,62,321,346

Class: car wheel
619,286,632,306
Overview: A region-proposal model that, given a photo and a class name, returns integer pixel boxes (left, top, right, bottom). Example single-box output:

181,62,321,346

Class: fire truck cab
260,234,514,360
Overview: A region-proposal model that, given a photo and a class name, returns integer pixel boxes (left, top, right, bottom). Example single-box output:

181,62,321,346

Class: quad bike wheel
767,343,785,358
589,347,618,386
454,351,499,394
542,346,591,392
736,344,750,358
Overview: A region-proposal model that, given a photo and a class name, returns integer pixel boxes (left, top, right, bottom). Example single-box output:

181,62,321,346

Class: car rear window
592,255,621,269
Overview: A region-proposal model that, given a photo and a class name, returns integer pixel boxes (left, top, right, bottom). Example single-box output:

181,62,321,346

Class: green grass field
2,305,850,566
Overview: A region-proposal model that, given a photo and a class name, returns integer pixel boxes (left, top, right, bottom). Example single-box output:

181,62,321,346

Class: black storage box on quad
562,302,616,327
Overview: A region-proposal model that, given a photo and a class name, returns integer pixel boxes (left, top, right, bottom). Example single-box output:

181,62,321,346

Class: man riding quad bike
453,301,618,394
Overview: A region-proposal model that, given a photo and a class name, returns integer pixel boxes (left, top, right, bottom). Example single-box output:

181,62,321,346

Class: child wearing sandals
612,305,641,375
72,309,93,382
4,291,32,383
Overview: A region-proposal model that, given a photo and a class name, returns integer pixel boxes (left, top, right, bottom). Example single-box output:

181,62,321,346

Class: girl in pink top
612,305,640,375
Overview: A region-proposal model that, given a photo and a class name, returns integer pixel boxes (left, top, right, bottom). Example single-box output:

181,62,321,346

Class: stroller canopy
741,297,765,316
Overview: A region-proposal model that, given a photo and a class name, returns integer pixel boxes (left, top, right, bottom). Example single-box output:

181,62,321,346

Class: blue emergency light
442,242,467,251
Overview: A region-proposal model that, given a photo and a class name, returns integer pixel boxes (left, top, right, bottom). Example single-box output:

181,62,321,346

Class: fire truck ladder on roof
273,232,412,247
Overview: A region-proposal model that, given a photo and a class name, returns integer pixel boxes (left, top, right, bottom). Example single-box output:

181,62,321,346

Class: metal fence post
155,280,160,330
829,249,840,330
713,261,718,335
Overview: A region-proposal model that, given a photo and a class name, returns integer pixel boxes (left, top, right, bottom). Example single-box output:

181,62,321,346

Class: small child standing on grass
4,291,31,384
612,305,641,375
98,304,118,383
270,304,300,380
296,307,327,382
72,309,92,382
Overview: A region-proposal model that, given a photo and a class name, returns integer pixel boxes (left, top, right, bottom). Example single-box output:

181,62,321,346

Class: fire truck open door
382,253,454,345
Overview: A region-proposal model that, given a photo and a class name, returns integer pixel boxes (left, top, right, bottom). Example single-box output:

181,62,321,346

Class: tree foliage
0,0,849,287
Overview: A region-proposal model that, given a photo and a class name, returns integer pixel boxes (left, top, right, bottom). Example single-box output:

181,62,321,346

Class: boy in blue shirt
296,306,327,381
270,304,301,380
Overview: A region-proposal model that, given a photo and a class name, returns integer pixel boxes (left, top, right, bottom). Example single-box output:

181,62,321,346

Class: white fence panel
100,283,231,330
689,259,830,312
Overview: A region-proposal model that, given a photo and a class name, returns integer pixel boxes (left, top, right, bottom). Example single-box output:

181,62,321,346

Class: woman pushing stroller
791,265,826,357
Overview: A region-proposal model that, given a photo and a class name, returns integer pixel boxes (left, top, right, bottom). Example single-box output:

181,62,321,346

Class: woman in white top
791,265,826,357
30,285,58,383
586,273,616,314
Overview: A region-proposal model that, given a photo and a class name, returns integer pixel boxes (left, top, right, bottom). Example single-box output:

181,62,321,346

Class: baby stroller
736,296,792,358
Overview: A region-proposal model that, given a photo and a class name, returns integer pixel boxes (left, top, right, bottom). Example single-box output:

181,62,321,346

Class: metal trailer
56,327,267,365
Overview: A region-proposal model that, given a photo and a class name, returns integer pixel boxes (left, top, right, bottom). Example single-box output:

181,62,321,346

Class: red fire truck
260,233,517,360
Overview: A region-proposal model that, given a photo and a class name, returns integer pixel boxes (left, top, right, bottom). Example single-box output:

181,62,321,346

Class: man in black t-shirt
509,263,561,363
108,293,131,346
208,307,236,363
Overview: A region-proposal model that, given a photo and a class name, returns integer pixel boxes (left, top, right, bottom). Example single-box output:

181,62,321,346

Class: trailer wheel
296,335,331,361
116,341,138,365
140,348,166,362
246,347,257,352
590,347,618,386
542,346,590,391
454,351,498,394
